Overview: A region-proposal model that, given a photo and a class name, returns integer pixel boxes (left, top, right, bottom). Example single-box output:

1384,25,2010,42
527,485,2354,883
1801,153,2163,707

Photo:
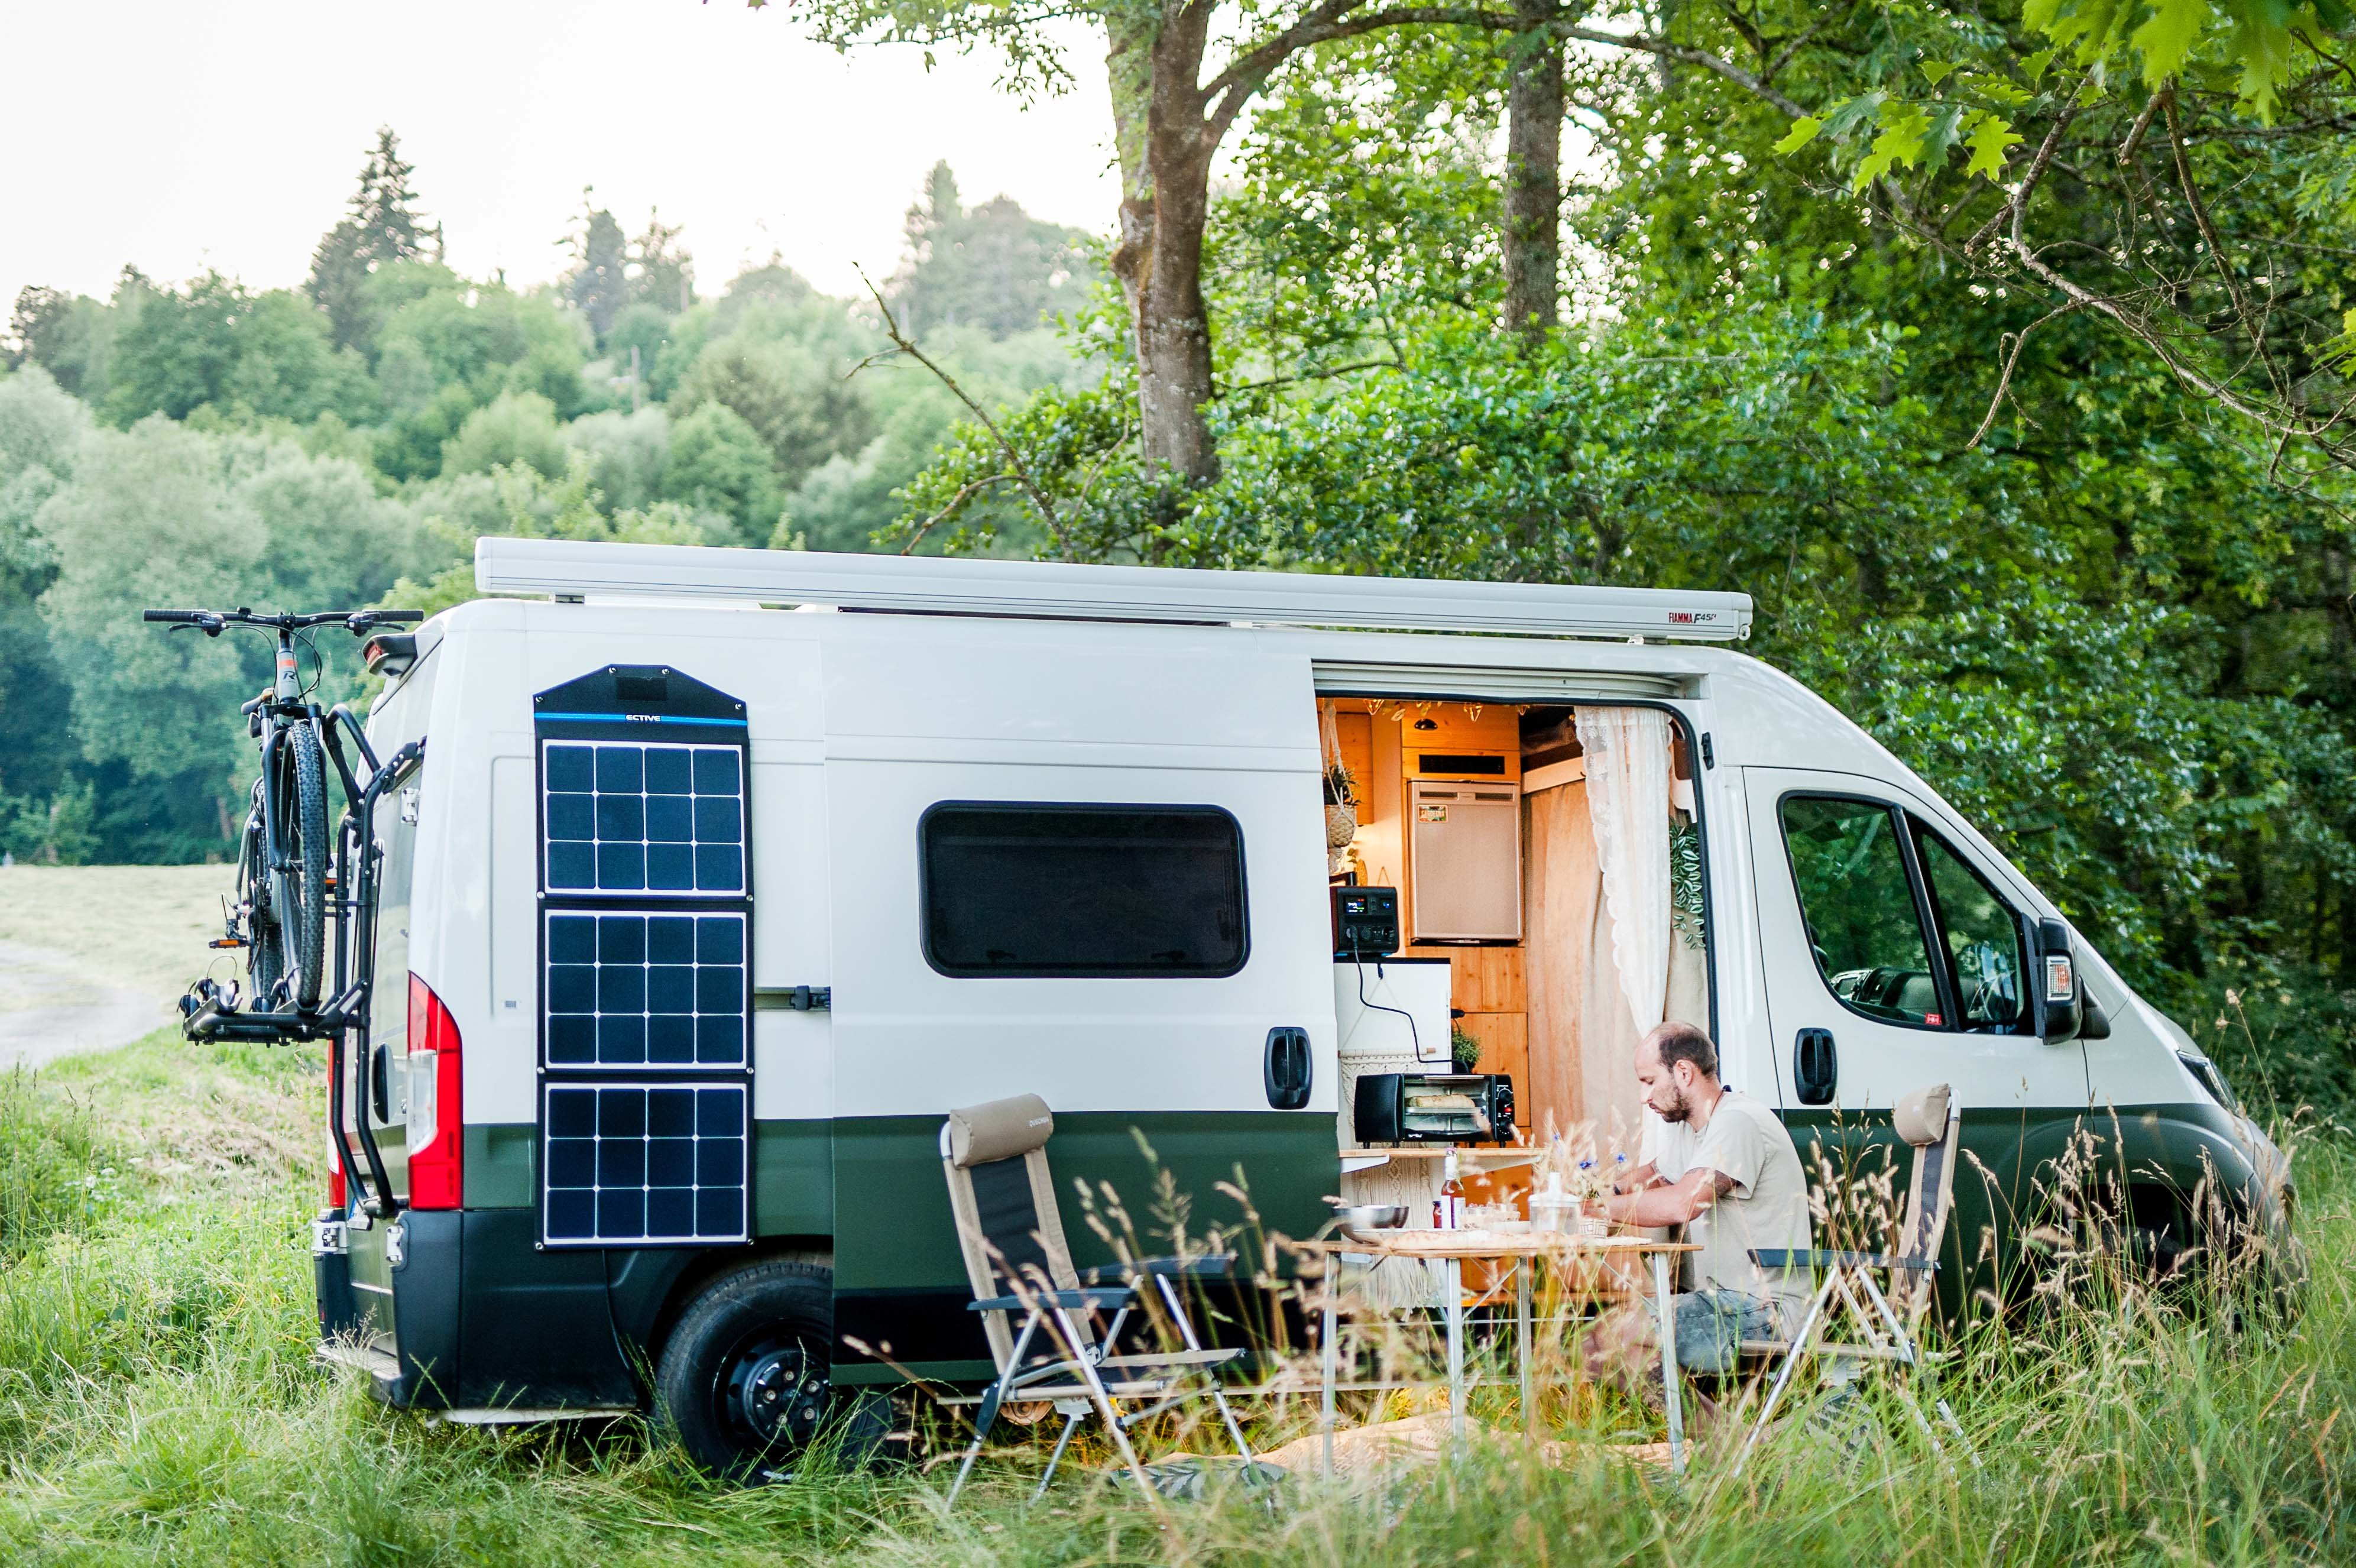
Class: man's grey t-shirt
1681,1091,1813,1329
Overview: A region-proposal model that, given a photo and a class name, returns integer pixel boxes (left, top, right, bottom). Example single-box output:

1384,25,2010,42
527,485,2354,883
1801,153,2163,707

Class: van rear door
341,759,420,1366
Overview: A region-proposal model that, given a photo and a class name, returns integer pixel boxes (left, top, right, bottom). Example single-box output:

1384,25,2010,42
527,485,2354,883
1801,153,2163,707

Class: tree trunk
1105,11,1221,487
1502,4,1563,347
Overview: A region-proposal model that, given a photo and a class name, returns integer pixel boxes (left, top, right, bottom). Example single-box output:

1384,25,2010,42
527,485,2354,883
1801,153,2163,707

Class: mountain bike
144,607,422,1013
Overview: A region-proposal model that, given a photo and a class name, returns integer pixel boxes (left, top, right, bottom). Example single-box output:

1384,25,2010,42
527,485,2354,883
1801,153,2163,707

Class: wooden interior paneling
1395,702,1521,753
1332,710,1372,801
1362,704,1406,893
1524,777,1598,1138
1446,947,1525,1013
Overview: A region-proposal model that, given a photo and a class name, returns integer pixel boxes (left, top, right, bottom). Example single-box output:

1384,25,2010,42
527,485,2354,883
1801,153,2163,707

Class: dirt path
0,937,176,1067
0,865,235,1066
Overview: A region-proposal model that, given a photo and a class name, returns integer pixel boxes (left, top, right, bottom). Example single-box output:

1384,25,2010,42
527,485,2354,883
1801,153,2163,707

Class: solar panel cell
545,745,594,793
644,746,693,795
595,746,641,793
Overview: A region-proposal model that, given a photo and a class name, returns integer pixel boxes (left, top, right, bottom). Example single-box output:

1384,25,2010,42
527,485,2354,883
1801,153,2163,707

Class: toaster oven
1352,1072,1517,1145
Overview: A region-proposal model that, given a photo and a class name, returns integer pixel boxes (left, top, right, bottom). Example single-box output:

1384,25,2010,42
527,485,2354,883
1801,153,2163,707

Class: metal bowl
1328,1203,1409,1232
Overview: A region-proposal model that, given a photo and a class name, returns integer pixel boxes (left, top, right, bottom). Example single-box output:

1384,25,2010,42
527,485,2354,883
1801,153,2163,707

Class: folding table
1305,1232,1702,1473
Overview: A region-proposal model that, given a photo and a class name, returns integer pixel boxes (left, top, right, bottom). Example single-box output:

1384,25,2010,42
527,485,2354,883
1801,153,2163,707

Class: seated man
1584,1020,1811,1424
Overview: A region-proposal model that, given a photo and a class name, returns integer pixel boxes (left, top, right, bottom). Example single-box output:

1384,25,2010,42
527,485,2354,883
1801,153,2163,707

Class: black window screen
921,803,1249,977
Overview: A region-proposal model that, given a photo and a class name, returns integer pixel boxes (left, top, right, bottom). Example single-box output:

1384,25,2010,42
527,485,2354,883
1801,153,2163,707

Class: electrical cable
1349,937,1421,1064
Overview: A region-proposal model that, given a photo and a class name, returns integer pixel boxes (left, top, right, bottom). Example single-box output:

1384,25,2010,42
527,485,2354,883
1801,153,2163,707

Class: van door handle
1265,1027,1313,1110
1793,1028,1837,1106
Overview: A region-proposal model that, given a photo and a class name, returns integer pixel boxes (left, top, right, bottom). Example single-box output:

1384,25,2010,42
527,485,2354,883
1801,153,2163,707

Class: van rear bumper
318,1207,644,1411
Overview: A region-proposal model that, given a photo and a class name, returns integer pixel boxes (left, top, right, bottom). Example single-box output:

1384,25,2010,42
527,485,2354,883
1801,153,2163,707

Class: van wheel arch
640,1237,835,1377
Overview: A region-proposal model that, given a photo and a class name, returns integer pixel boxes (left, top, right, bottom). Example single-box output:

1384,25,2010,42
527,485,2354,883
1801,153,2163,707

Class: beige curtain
1525,710,1704,1156
1576,708,1673,1036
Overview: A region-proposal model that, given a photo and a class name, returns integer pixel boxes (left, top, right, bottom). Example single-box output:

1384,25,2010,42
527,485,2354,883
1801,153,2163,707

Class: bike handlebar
142,607,424,635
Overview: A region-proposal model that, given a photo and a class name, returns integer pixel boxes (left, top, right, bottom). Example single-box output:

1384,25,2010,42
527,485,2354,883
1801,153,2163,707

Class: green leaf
1822,92,1887,141
1964,111,2026,180
1852,102,1934,191
1921,102,1970,169
1920,59,1959,85
2130,0,2209,84
2226,5,2296,122
1774,116,1826,154
2021,46,2059,82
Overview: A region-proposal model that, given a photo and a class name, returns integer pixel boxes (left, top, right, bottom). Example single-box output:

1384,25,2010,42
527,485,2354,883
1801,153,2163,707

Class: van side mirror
2031,918,2083,1044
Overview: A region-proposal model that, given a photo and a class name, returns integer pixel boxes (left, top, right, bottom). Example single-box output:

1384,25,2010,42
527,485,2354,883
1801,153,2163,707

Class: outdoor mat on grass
1120,1415,1687,1495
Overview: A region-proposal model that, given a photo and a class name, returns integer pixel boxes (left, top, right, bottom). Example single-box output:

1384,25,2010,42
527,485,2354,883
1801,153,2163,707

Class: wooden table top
1306,1229,1699,1260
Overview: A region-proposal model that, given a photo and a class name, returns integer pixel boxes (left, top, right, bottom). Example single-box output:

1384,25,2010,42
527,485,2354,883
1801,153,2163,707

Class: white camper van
303,537,2284,1473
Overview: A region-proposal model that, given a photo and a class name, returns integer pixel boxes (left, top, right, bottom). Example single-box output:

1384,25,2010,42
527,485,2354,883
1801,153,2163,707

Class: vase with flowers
1532,1117,1621,1238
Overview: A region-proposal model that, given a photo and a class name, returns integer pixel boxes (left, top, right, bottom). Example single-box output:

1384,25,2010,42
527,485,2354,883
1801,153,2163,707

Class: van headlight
2178,1050,2241,1115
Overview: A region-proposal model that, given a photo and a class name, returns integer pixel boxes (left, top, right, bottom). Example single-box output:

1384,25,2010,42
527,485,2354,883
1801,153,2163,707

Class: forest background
2,0,2353,1117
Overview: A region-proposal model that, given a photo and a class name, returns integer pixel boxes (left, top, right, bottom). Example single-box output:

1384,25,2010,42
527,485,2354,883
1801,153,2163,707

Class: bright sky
0,1,1123,310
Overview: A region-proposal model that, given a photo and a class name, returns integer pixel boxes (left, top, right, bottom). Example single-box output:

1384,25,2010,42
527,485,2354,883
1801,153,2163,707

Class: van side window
920,803,1248,978
1779,796,1943,1028
370,782,419,1055
1912,828,2027,1032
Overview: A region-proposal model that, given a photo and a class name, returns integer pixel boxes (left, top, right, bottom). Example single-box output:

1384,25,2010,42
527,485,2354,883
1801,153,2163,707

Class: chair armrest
967,1285,1135,1313
1749,1248,1936,1273
1078,1253,1236,1285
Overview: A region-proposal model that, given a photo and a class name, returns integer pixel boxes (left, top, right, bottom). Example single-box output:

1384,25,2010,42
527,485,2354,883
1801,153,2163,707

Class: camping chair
1733,1082,1974,1475
938,1094,1258,1505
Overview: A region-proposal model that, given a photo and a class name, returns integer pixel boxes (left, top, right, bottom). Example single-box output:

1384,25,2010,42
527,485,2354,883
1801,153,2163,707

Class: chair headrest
945,1094,1055,1168
1893,1083,1953,1146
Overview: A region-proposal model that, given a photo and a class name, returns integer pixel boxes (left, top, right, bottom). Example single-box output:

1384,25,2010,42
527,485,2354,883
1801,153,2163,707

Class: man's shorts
1669,1289,1782,1375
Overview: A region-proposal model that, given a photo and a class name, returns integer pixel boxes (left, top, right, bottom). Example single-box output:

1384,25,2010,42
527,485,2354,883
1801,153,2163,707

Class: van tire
654,1260,866,1480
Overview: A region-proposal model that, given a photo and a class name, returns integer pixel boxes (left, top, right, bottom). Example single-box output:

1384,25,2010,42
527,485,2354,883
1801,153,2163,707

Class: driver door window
1780,796,1944,1028
1781,793,2034,1036
1913,828,2028,1033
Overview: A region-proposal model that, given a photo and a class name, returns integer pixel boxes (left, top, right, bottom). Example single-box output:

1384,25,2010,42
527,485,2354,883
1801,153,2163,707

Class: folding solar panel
542,1082,749,1245
534,665,755,1250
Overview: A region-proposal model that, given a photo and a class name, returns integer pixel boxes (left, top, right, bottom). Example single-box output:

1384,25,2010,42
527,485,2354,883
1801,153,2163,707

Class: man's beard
1655,1084,1693,1123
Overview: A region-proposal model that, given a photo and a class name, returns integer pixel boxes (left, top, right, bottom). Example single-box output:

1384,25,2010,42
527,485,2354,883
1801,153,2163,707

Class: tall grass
0,1035,2349,1564
0,1067,121,1261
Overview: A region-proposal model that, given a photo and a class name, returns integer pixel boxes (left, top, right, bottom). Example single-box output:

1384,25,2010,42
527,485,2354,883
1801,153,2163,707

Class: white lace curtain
1576,707,1673,1036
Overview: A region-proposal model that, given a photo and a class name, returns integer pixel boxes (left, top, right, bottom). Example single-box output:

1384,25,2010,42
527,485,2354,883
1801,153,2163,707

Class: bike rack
184,716,421,1219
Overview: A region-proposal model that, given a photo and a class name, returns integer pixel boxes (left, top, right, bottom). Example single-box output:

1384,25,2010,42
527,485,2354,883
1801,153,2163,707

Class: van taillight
329,1145,345,1209
406,974,464,1209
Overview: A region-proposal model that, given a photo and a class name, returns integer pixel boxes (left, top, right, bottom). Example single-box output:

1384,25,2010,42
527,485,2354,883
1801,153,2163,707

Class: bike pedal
208,938,247,949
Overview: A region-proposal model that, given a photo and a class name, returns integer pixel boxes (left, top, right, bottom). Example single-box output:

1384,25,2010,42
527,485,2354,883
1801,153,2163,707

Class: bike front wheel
270,723,330,1008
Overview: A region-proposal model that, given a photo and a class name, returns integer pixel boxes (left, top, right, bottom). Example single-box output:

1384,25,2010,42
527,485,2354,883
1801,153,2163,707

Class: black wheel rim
711,1327,828,1473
